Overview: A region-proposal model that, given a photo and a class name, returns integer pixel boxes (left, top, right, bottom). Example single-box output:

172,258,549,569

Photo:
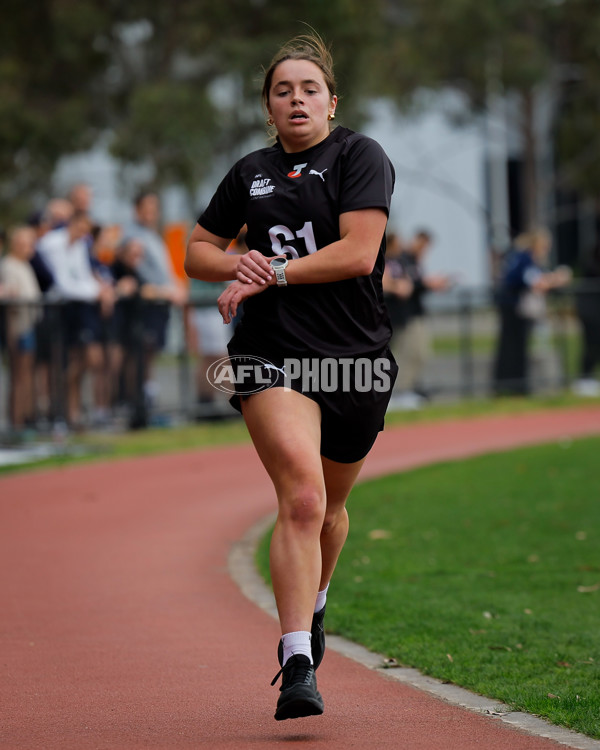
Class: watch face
272,258,286,267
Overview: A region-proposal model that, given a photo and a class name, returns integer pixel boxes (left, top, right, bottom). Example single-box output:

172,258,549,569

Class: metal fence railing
1,283,599,439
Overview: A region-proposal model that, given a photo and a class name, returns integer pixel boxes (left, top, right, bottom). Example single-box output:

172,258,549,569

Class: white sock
314,584,329,613
282,631,313,665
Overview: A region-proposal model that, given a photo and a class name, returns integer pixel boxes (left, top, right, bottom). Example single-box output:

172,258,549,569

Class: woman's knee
280,484,325,527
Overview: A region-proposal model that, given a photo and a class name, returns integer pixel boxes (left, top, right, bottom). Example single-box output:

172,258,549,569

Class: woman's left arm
236,208,388,285
219,208,389,323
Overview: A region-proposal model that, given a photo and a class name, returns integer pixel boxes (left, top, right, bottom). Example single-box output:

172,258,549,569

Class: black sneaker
277,605,327,670
271,654,324,721
311,605,326,669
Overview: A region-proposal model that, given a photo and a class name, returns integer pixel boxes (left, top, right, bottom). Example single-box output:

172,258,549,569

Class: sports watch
270,257,289,287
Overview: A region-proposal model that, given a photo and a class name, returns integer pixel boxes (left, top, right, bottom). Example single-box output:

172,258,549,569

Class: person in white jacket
38,210,114,427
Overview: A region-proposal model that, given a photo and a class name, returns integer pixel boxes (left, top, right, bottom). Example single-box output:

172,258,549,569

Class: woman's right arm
184,224,240,282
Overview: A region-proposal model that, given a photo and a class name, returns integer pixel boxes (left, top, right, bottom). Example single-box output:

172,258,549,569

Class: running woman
184,31,397,721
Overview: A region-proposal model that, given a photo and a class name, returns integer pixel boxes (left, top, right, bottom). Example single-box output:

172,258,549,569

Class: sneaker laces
271,667,284,687
271,656,313,687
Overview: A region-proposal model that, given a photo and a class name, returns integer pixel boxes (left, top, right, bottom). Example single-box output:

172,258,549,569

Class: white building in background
365,95,489,287
54,94,491,288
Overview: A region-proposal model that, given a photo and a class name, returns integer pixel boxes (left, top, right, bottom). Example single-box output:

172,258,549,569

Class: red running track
1,406,599,749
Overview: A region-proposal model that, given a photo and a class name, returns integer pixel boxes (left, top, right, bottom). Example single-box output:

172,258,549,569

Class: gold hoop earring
266,117,274,127
328,112,335,121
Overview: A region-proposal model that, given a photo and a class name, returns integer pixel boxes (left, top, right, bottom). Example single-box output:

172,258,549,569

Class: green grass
256,436,600,739
385,392,596,427
3,392,599,734
0,418,250,476
431,333,496,355
0,392,596,476
76,418,250,457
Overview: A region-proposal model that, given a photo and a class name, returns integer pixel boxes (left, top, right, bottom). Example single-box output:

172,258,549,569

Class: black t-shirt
399,251,427,319
111,259,143,286
198,126,395,358
110,259,143,335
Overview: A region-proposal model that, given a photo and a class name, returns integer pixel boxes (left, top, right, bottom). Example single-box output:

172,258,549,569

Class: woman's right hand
236,250,273,285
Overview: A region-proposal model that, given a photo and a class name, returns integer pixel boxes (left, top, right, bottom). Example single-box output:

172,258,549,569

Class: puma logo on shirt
309,168,327,182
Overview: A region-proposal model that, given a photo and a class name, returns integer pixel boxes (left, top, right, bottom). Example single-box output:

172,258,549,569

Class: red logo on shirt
287,163,308,178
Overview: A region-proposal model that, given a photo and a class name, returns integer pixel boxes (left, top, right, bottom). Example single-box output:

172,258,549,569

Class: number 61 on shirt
268,221,317,258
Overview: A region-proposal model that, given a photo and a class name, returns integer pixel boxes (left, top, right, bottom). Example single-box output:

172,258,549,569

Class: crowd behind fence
1,281,598,440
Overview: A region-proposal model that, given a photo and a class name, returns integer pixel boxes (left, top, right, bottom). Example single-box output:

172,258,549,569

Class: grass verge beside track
256,435,600,739
3,393,598,736
1,393,595,477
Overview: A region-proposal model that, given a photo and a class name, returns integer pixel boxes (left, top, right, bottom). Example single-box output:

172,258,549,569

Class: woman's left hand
217,279,269,324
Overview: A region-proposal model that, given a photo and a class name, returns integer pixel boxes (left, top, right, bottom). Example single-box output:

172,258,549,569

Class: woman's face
267,58,336,153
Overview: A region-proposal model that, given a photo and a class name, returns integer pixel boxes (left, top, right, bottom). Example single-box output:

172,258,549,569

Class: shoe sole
275,694,324,721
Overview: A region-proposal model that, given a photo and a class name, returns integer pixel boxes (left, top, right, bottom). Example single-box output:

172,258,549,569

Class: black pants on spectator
493,305,533,396
576,293,600,378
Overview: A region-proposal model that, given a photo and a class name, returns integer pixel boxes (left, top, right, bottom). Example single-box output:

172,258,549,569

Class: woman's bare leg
242,388,325,636
318,455,365,591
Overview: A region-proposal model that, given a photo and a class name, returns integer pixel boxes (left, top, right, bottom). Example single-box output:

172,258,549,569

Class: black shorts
225,344,398,463
35,308,56,362
141,302,170,351
62,301,104,348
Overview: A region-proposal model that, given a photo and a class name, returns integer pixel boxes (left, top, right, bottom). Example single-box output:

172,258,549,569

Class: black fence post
128,299,148,430
48,302,67,426
556,288,571,391
458,288,475,398
178,303,192,422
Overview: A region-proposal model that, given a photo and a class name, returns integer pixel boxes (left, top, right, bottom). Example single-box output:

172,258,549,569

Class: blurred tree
0,0,114,222
0,0,383,225
108,0,384,193
378,0,600,234
378,0,563,232
5,0,597,234
553,1,600,198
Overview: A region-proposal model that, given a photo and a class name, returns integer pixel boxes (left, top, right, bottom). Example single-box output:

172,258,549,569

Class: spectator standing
382,232,414,335
122,191,187,412
26,205,58,425
107,239,145,406
493,229,571,396
188,232,247,418
0,227,42,431
37,211,114,427
391,230,450,408
572,241,600,397
107,237,177,426
27,211,55,293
